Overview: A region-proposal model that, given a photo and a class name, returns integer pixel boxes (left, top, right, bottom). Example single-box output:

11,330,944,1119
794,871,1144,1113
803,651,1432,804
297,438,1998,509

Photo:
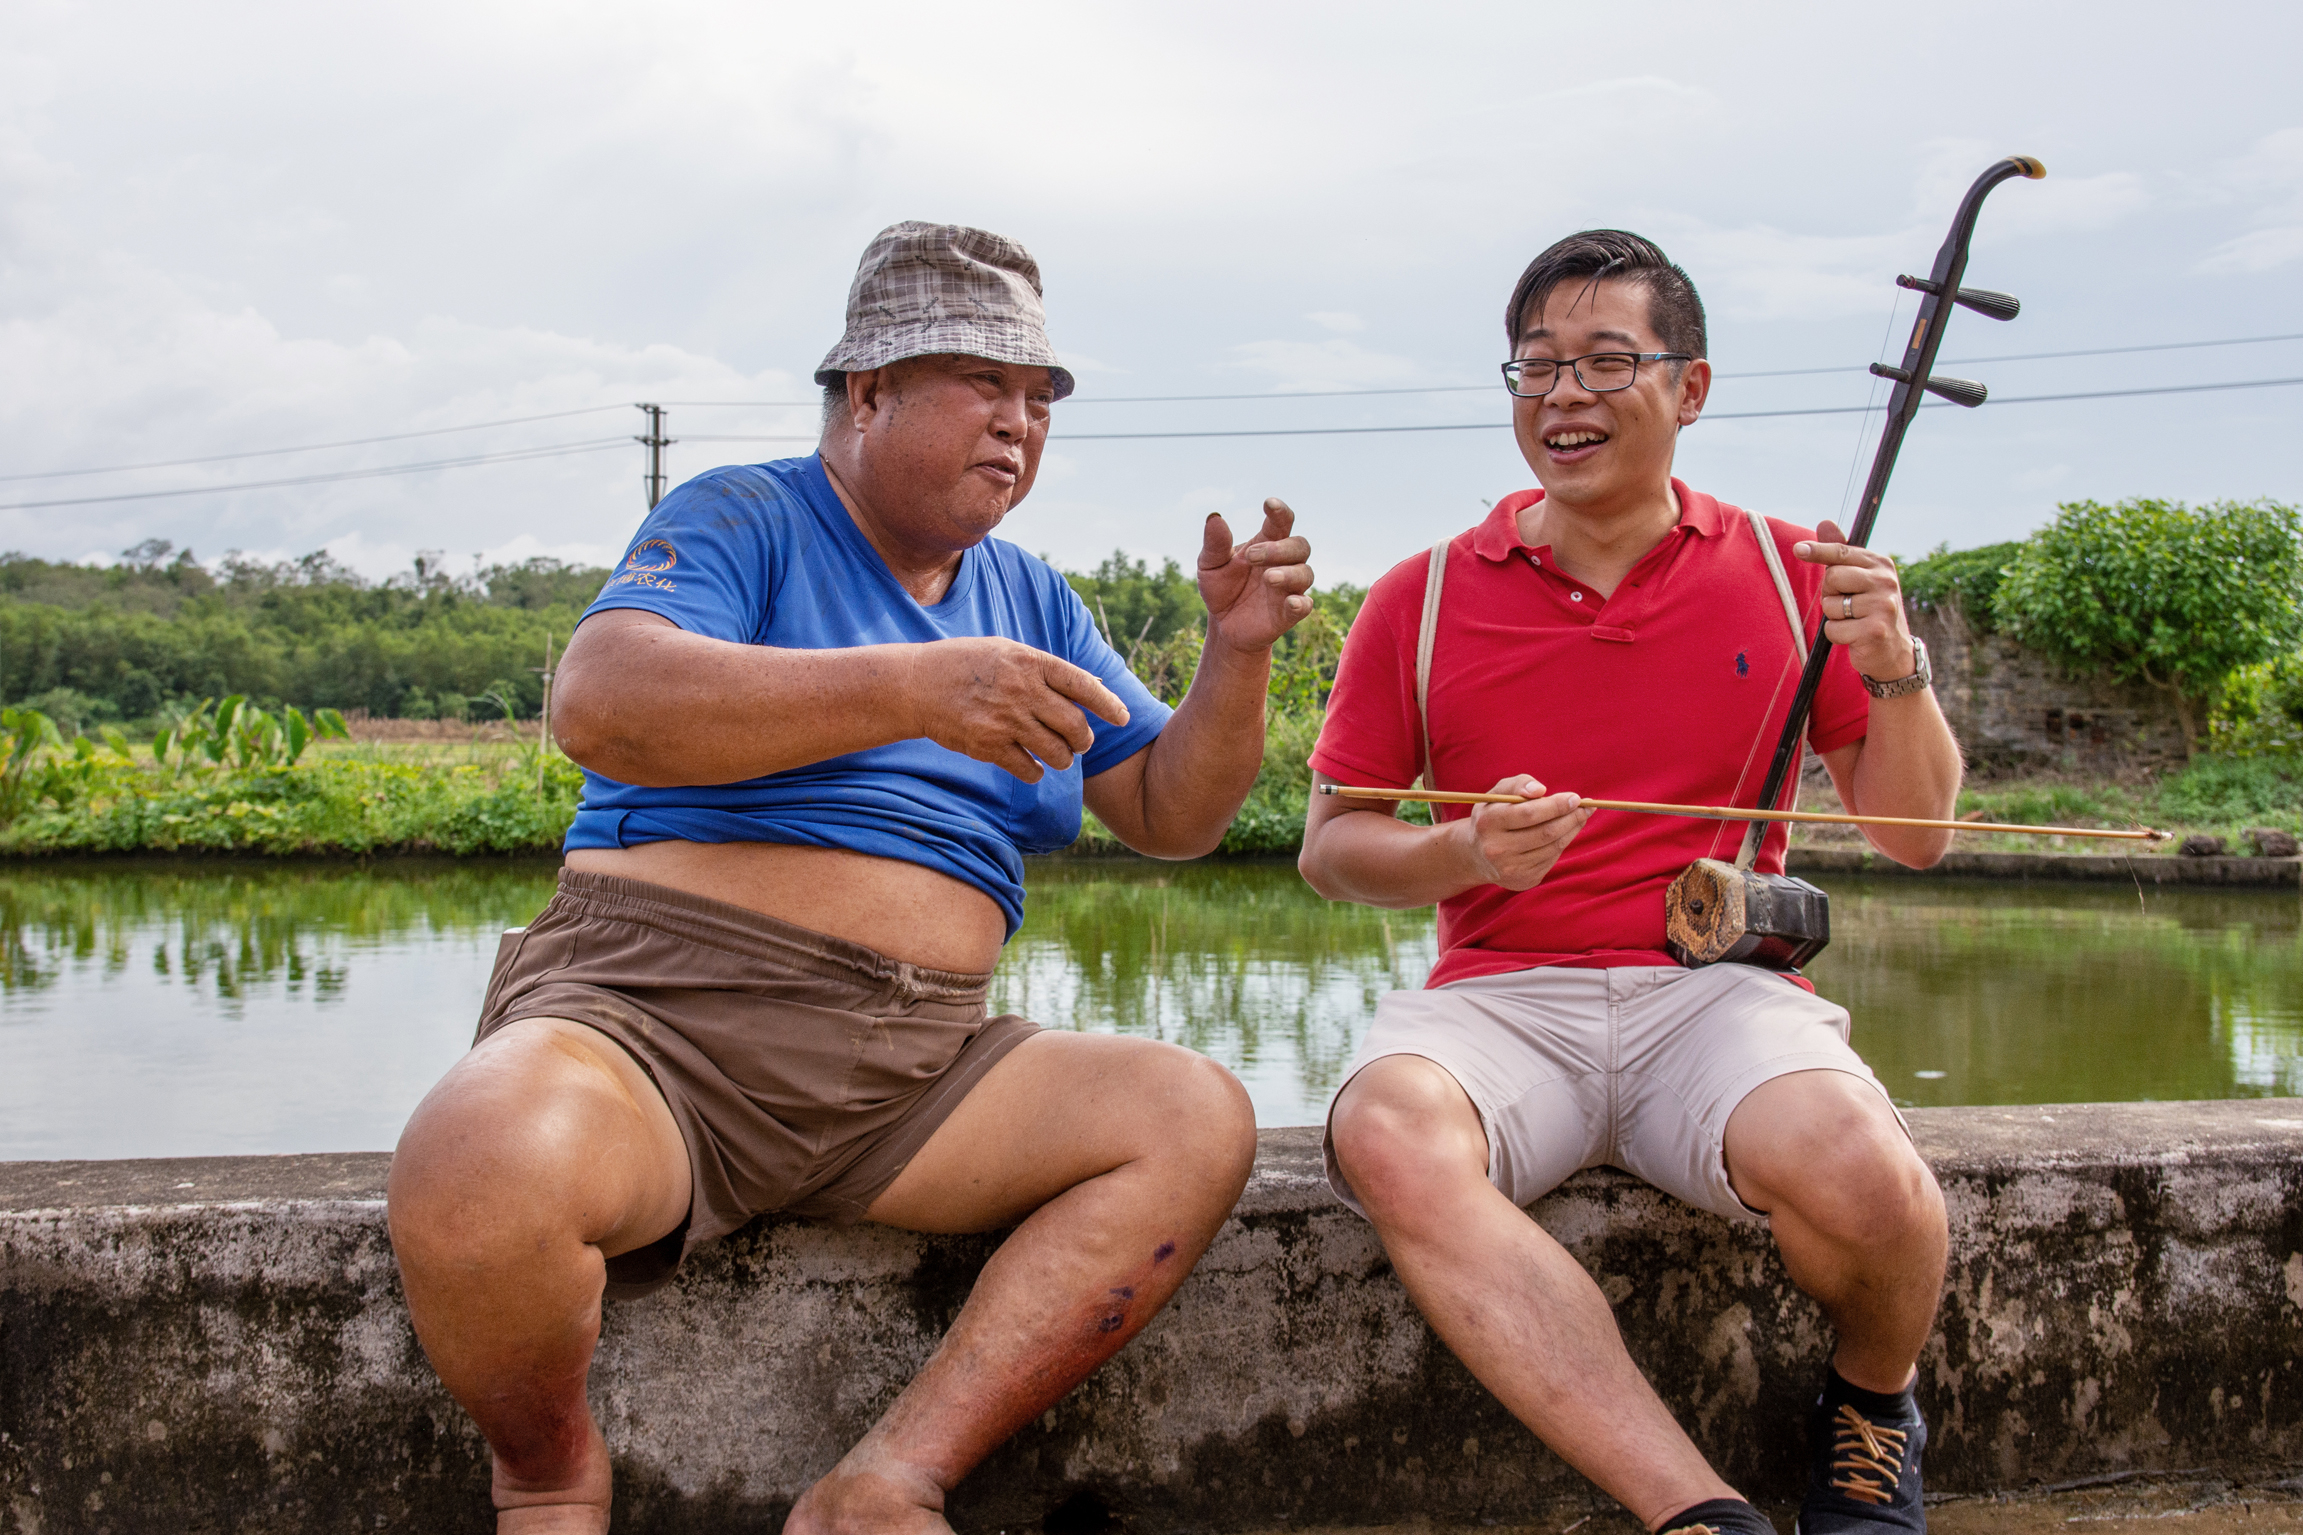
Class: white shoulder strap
1414,539,1448,788
1739,506,1810,867
1746,506,1808,664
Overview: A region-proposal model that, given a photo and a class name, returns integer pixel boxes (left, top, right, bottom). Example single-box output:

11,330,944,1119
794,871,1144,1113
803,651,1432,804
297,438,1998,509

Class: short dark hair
1504,229,1707,361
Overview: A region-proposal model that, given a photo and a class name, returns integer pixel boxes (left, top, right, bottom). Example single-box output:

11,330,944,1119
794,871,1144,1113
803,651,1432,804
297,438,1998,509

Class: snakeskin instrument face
1664,858,1830,971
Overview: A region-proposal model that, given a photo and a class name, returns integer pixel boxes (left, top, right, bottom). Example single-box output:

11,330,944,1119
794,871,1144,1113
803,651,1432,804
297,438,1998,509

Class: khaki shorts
1323,963,1903,1223
477,869,1038,1297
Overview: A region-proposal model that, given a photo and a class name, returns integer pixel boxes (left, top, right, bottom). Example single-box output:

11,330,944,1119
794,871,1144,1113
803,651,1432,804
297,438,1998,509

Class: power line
1707,373,2303,421
653,331,2303,409
0,438,632,513
678,374,2303,444
5,370,2292,512
0,404,633,484
14,329,2300,487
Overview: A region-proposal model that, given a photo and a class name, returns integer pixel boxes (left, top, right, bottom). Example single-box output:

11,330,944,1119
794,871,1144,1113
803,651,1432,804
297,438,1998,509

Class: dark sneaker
1796,1370,1927,1532
1661,1498,1776,1534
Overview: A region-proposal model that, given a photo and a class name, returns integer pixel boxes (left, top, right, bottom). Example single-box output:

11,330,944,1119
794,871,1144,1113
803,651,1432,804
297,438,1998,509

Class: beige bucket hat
815,222,1076,400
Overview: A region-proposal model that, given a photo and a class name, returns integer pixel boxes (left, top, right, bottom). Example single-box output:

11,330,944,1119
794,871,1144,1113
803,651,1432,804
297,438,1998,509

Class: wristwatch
1860,636,1931,699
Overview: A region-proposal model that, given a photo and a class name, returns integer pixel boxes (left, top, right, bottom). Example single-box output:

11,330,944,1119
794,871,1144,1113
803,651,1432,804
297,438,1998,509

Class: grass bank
0,726,582,858
1,709,2298,863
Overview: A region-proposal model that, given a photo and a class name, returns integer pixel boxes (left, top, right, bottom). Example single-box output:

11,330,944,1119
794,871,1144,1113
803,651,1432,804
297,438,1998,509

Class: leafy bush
0,751,583,856
2207,651,2303,757
1993,497,2303,752
1900,540,2022,634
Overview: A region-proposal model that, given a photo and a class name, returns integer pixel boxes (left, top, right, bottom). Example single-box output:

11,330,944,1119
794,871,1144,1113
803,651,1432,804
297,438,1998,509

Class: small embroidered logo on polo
1735,651,1750,677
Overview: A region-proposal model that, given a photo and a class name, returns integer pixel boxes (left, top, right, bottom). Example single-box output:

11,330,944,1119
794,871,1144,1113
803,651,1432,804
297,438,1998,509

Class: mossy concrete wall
1912,598,2191,775
6,1102,2303,1533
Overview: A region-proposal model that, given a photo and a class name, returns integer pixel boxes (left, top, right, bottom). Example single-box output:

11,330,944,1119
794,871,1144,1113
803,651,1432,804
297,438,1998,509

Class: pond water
0,858,2297,1159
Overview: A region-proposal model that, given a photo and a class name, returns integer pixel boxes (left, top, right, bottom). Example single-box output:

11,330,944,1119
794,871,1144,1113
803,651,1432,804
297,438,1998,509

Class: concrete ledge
7,1104,2303,1531
1788,848,2303,886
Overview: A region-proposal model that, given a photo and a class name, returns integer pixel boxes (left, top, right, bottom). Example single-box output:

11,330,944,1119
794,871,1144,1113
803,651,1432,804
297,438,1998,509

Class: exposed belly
563,841,1008,975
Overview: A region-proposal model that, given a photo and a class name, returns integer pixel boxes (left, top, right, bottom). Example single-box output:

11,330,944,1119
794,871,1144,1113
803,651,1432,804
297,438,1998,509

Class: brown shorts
476,869,1038,1297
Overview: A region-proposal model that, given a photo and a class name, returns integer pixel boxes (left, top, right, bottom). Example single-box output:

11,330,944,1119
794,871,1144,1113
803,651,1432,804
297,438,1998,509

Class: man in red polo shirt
1300,230,1963,1535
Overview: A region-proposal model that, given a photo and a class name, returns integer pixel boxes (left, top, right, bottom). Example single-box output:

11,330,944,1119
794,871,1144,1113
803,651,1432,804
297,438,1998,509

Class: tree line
11,497,2295,762
0,539,1367,743
0,541,599,732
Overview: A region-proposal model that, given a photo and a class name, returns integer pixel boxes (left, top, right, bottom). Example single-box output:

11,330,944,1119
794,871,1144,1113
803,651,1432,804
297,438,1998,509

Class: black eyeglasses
1500,351,1692,398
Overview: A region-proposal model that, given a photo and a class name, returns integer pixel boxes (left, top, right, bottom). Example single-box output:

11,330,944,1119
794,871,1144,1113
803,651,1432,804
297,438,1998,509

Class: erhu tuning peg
1866,364,1987,407
1922,375,1987,408
1894,273,2021,321
1952,287,2020,322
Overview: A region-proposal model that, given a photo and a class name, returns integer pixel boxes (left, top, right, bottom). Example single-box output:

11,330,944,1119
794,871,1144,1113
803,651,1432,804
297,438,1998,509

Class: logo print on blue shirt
1735,650,1750,677
624,539,677,572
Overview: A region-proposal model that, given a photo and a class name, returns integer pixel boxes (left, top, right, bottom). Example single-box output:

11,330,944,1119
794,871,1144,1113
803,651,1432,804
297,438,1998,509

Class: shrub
1900,540,2022,634
1993,497,2303,753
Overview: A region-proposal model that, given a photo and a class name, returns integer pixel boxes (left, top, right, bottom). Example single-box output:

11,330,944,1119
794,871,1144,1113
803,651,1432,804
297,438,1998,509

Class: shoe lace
1827,1402,1909,1505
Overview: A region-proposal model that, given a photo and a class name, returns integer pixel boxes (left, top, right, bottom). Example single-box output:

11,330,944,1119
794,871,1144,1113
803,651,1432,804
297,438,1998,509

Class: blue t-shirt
565,454,1172,939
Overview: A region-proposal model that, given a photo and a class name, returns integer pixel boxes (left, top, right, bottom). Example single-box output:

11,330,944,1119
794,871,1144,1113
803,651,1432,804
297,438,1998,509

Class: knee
1150,1048,1258,1197
387,1031,623,1269
1776,1121,1943,1252
1329,1061,1486,1227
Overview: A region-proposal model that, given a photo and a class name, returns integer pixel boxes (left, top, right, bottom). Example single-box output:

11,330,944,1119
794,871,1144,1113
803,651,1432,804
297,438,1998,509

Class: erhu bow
1663,154,2047,971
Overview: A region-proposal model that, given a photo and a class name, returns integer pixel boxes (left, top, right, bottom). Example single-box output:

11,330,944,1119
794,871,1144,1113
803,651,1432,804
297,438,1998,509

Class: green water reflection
0,860,558,1012
0,858,2296,1155
996,859,1439,1122
1806,878,2303,1106
1000,860,2303,1117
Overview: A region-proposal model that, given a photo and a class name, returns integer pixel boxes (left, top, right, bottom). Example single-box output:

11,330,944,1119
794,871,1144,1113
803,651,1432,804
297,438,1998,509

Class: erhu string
1708,619,1802,861
1706,296,1901,863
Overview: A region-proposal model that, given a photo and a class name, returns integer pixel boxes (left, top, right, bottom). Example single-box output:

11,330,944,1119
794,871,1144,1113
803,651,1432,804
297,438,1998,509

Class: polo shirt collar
1470,479,1721,564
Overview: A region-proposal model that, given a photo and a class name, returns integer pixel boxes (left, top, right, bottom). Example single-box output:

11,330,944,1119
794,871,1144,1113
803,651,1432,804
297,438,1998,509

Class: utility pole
530,630,556,793
634,404,674,508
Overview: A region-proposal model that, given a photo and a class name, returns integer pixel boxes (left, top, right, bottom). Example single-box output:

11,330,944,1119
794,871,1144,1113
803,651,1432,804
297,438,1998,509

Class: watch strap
1860,636,1931,699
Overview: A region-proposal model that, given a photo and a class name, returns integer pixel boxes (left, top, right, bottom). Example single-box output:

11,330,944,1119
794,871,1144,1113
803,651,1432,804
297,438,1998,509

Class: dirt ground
1248,1477,2303,1532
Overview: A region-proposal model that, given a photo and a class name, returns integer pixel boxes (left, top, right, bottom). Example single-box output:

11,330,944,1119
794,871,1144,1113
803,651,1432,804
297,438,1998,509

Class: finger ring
1841,593,1855,620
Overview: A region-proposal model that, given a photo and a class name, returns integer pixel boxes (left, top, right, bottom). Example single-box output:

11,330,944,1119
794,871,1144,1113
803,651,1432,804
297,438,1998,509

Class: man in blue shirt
387,223,1316,1534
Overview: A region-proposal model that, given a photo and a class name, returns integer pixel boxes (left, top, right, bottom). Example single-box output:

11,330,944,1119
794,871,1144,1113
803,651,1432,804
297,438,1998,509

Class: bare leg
1330,1055,1738,1531
1724,1069,1948,1394
784,1031,1258,1534
387,1019,691,1534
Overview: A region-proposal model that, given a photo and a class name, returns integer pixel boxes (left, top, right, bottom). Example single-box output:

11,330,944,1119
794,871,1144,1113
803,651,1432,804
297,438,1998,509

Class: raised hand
1795,519,1920,684
1197,497,1316,655
1458,774,1591,891
909,637,1131,783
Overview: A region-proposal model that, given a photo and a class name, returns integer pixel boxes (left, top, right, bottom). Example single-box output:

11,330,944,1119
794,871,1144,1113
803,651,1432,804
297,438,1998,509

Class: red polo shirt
1310,481,1870,988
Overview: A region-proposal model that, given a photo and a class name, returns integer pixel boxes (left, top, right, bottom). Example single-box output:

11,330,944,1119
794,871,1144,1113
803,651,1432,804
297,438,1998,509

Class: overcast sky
5,1,2299,588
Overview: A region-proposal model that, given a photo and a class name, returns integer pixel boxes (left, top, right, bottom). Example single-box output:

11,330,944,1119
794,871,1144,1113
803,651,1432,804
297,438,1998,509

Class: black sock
1657,1498,1772,1534
1819,1364,1917,1420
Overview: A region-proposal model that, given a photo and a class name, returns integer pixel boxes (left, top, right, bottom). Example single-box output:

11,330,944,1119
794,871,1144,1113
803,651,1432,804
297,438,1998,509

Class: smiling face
825,353,1056,562
1510,277,1710,523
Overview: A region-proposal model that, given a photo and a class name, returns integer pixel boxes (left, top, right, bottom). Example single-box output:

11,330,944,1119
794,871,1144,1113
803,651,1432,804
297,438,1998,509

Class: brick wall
1911,598,2190,776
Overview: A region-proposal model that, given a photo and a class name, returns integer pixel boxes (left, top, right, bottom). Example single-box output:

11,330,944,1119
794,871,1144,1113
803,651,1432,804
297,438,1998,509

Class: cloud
0,249,811,577
2200,226,2303,274
2196,126,2303,273
1305,312,1365,333
1226,338,1425,392
1910,139,2147,239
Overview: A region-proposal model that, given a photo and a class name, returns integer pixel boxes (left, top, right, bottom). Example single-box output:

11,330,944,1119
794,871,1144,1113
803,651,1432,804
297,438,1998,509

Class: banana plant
0,706,62,816
154,697,349,776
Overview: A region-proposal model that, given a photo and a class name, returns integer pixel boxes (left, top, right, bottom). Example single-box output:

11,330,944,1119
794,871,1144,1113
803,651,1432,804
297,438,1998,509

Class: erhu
1666,154,2045,969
